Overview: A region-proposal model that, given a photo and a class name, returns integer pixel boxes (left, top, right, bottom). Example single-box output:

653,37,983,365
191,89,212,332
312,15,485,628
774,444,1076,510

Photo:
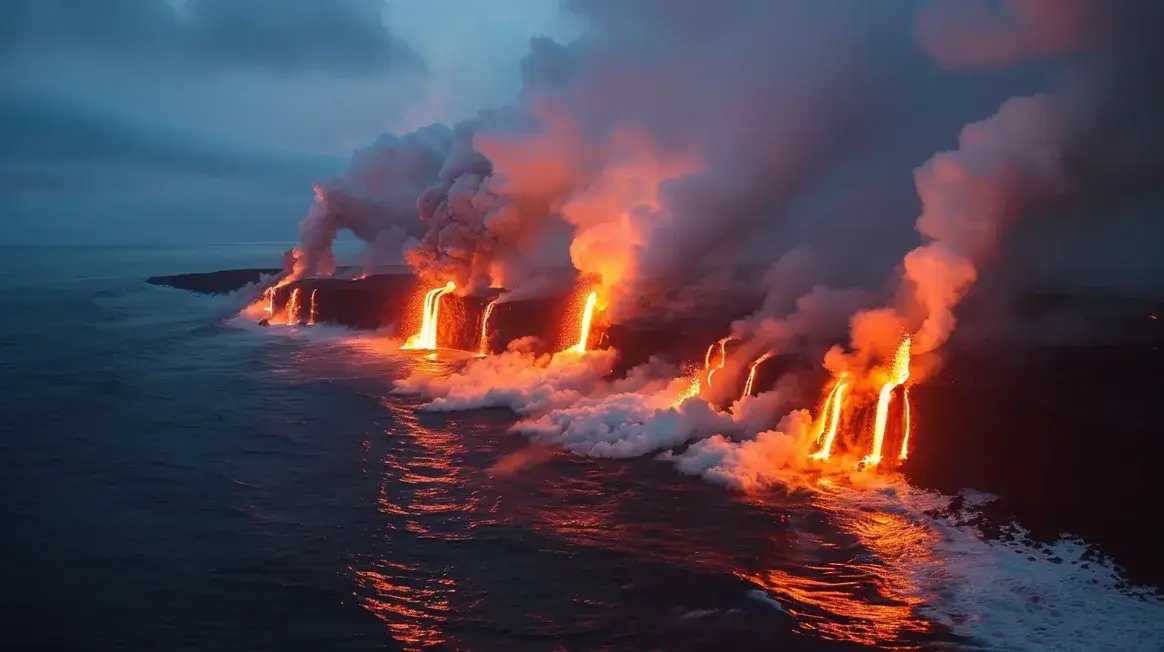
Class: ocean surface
2,244,1162,652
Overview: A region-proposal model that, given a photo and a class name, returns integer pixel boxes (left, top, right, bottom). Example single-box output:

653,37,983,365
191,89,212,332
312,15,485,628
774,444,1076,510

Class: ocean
1,244,1162,652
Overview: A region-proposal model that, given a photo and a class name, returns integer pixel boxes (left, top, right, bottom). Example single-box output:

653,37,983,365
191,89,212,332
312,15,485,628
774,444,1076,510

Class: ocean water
2,245,1162,652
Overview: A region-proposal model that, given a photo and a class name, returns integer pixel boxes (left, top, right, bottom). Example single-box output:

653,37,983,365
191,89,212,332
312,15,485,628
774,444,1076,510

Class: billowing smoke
282,1,952,308
280,0,1159,328
917,0,1164,295
293,124,452,278
822,0,1163,374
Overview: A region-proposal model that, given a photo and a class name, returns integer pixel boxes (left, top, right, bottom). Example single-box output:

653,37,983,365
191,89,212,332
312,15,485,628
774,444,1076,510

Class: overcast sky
0,0,580,245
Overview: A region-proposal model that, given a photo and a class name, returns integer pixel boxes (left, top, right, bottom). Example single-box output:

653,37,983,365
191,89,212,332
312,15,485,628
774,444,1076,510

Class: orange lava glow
742,353,772,398
898,387,912,461
263,287,275,317
307,289,318,325
861,336,912,469
810,378,849,461
286,287,302,324
569,291,599,353
401,281,455,351
477,299,498,356
705,336,732,388
672,374,702,407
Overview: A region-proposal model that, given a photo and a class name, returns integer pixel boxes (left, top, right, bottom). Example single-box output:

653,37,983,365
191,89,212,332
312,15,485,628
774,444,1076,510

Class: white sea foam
816,481,1164,652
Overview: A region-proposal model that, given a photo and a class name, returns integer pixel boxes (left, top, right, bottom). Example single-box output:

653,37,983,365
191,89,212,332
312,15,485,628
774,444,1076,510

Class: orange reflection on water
741,488,943,650
353,402,477,650
355,563,455,650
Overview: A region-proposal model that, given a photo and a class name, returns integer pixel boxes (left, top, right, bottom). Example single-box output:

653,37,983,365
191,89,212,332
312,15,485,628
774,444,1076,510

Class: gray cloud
0,0,422,75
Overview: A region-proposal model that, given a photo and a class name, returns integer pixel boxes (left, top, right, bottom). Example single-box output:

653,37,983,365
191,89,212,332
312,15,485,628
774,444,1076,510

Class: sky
0,0,580,245
0,0,1159,299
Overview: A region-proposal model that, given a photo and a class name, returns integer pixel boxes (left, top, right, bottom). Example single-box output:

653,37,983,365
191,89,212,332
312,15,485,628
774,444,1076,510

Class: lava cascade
286,288,302,324
478,299,498,356
804,335,914,468
742,353,773,398
402,282,456,351
809,377,849,461
568,292,599,354
862,336,912,468
307,289,318,326
705,337,733,388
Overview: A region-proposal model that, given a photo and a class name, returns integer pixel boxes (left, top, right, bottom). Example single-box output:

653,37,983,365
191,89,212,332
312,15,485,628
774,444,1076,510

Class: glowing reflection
352,402,478,650
741,482,945,650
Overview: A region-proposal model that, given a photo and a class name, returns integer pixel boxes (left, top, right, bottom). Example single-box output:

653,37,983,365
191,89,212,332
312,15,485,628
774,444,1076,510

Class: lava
263,287,275,317
286,287,302,324
673,373,702,407
478,299,498,356
307,289,318,325
569,292,599,354
810,378,849,461
742,353,772,398
705,337,733,387
861,335,912,468
898,387,912,461
402,281,456,351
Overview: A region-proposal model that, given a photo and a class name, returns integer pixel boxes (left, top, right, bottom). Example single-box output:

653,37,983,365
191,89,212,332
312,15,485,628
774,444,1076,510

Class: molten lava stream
263,287,276,317
810,379,849,461
705,336,733,387
568,291,598,353
285,288,302,324
477,299,497,356
402,282,455,351
672,373,702,408
898,387,912,461
307,289,318,325
861,336,912,469
742,353,772,398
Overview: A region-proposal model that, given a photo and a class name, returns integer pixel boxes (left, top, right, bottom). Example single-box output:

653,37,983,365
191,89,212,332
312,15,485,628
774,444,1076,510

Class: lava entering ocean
568,292,599,354
742,353,772,398
704,337,732,388
401,282,456,351
862,336,912,469
478,299,498,357
802,335,913,469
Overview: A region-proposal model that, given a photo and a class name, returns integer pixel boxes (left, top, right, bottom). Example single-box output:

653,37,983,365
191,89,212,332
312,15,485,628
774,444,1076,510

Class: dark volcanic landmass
147,268,280,294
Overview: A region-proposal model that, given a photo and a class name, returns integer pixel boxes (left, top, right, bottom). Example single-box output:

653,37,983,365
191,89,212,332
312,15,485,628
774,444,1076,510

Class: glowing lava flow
705,337,733,387
307,289,318,325
286,288,302,324
810,378,849,461
673,374,702,407
263,287,276,317
898,387,912,460
742,353,772,398
569,292,598,353
477,299,498,356
402,281,455,351
861,336,912,468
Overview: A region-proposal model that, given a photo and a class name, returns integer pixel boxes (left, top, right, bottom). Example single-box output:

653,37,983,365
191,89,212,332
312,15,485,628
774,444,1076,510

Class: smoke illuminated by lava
402,282,455,351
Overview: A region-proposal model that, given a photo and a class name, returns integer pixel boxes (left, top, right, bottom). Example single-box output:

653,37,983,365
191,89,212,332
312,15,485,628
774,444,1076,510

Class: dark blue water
2,246,1161,652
